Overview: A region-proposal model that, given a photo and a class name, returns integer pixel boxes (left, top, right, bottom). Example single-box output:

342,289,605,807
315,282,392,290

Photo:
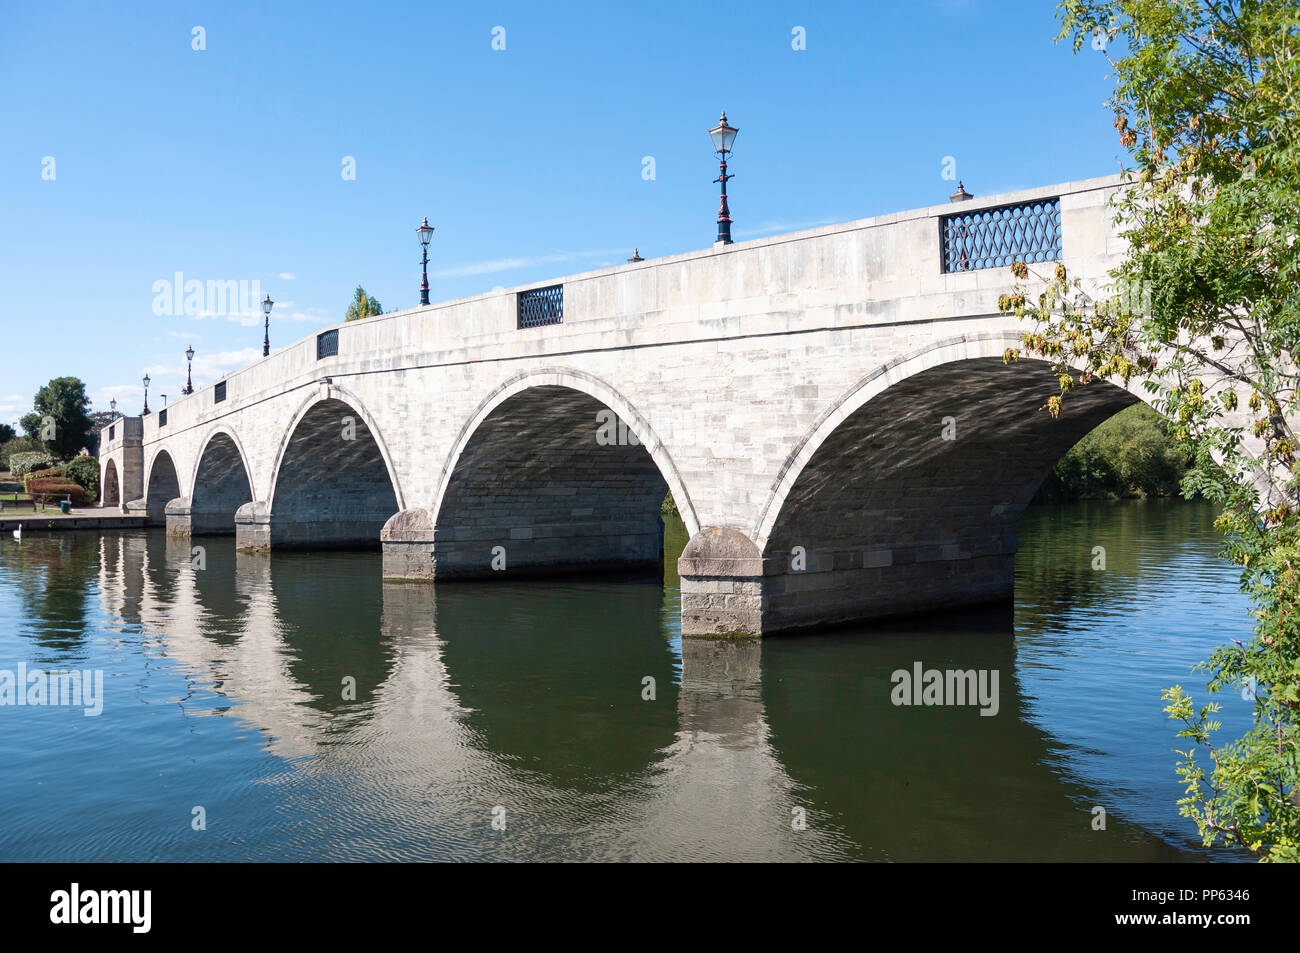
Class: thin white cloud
88,383,146,415
1,394,31,428
144,347,265,391
283,308,326,323
262,301,326,323
190,308,265,327
278,272,295,280
431,248,622,279
732,217,840,239
186,299,319,326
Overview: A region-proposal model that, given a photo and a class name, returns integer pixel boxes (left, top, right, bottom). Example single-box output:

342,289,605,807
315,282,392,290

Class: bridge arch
759,330,1154,543
188,427,256,534
263,385,403,548
102,458,120,506
433,368,697,538
755,332,1149,545
683,333,1151,636
388,368,693,580
143,448,182,525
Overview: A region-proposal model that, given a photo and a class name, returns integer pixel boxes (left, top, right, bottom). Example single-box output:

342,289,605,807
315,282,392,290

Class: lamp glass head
708,112,738,154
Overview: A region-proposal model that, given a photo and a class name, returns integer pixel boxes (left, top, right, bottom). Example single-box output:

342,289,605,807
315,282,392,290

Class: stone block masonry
98,174,1279,635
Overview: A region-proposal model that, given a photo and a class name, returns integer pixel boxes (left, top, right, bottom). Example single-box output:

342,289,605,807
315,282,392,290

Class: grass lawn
2,484,73,514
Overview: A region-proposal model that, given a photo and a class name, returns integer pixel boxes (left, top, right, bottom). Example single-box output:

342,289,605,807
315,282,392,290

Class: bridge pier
165,497,245,536
381,506,664,580
678,529,768,637
122,497,164,527
235,502,271,551
235,500,391,551
380,509,437,579
164,497,191,536
678,527,1017,637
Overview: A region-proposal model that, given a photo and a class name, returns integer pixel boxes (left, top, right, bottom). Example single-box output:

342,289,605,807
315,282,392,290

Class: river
0,501,1254,861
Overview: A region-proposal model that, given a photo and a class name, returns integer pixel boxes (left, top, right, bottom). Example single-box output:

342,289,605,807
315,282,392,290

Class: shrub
9,451,53,477
24,467,66,496
63,456,100,501
0,435,41,463
25,465,66,485
25,478,87,506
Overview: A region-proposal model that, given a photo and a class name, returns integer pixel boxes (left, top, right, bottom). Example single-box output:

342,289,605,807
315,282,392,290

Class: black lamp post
708,111,739,246
417,216,435,306
110,397,118,419
142,374,151,415
262,294,274,356
183,345,195,395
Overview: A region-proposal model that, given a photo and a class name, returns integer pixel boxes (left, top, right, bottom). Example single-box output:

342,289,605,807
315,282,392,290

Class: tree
345,286,383,321
21,377,94,460
0,424,13,443
1033,404,1192,502
1003,0,1300,860
84,410,116,456
0,434,41,462
88,410,116,431
20,412,41,440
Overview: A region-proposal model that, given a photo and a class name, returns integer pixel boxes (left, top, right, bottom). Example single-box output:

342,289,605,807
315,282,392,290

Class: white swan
11,523,21,541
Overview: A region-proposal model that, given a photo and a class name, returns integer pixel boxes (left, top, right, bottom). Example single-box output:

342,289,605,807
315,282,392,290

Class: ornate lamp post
110,397,117,418
417,216,435,306
262,293,274,356
183,345,195,395
142,374,151,415
708,111,739,246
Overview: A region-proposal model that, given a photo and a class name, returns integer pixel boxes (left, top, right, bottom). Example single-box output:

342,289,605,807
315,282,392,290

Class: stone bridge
98,173,1184,636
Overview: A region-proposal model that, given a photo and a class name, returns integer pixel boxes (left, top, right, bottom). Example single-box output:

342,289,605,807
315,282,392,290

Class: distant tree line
1032,404,1192,503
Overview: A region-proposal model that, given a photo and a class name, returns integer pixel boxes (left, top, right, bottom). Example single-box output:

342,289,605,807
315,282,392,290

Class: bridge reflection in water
0,501,1241,862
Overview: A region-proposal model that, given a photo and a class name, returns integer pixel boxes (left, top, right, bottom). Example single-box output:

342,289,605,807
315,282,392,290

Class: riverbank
0,509,145,532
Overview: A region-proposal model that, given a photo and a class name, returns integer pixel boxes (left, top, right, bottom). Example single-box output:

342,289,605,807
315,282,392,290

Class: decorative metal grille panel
158,408,168,427
517,284,563,328
317,329,339,359
941,198,1061,273
214,381,227,404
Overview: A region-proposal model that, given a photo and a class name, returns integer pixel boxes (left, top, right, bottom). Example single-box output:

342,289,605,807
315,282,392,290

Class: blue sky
0,0,1124,427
